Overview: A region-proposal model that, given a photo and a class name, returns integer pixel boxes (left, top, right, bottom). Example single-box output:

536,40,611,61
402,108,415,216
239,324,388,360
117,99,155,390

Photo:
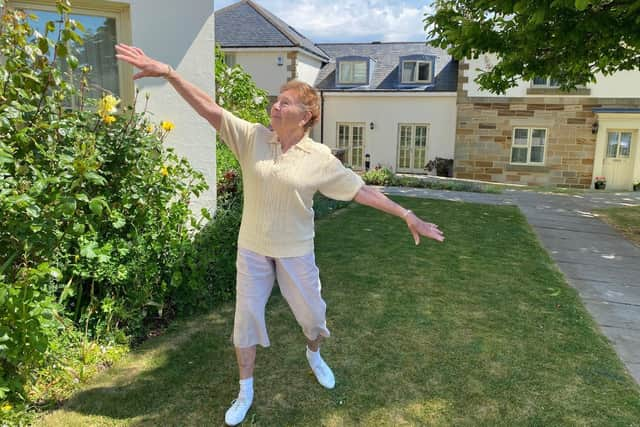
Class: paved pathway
380,186,640,384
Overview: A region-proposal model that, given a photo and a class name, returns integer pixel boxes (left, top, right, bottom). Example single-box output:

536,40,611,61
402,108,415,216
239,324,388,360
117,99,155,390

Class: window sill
506,164,549,172
526,87,590,96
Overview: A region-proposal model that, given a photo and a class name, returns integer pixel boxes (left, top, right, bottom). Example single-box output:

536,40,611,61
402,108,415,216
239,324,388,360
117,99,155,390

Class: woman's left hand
405,213,444,245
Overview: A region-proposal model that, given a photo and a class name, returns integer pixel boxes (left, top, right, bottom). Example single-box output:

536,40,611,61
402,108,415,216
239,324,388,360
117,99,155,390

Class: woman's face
270,89,310,133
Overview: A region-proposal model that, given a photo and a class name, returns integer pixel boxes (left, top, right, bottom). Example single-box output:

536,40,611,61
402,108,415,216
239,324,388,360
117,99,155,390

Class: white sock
238,377,254,401
306,346,321,364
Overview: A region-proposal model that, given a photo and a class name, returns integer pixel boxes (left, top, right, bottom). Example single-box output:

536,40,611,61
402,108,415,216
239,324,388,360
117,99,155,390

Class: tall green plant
0,1,207,407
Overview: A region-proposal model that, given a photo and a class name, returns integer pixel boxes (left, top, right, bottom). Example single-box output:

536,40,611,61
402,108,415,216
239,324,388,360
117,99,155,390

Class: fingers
413,230,420,245
408,220,445,244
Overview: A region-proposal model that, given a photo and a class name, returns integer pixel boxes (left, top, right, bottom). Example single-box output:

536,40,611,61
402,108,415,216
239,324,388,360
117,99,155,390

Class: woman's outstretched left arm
353,185,444,245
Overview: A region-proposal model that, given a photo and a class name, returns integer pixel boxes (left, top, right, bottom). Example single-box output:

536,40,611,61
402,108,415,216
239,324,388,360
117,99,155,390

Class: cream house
314,43,458,173
457,55,640,190
215,0,459,174
215,0,329,97
8,0,217,210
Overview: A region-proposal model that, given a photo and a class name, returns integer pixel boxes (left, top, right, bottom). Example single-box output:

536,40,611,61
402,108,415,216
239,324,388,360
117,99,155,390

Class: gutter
320,90,325,143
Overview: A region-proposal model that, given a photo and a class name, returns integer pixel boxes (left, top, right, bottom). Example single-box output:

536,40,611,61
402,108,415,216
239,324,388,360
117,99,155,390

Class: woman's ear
300,110,312,128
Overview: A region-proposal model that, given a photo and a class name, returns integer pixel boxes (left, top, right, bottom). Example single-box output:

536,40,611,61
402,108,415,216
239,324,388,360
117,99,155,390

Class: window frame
337,60,368,85
531,77,560,88
9,0,134,105
396,123,430,172
400,60,432,84
510,127,548,165
605,130,633,159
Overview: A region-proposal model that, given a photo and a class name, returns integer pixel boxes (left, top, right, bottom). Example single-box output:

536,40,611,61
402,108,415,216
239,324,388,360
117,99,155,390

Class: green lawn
38,197,640,426
594,205,640,246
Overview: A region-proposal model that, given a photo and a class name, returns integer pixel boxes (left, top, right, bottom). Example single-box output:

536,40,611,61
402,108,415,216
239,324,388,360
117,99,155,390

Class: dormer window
401,60,432,84
338,61,368,84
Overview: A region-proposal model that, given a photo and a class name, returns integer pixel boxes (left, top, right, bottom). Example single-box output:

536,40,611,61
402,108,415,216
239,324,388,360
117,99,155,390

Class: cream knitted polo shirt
219,109,364,258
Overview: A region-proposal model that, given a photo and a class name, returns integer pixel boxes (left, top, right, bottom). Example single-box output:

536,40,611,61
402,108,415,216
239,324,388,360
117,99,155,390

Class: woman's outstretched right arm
115,43,223,130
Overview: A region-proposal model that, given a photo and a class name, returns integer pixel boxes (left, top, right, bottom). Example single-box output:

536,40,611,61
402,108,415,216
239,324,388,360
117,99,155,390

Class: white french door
337,123,365,169
397,124,429,172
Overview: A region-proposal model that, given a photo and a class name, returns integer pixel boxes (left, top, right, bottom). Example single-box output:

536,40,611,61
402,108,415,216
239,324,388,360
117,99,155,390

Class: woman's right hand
115,43,170,80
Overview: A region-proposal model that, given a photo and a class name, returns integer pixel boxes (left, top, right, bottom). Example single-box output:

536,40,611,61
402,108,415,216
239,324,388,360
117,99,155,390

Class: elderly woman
115,43,444,426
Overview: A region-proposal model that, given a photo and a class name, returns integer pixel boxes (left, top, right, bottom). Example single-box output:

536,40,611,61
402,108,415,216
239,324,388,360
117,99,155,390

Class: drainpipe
320,90,325,144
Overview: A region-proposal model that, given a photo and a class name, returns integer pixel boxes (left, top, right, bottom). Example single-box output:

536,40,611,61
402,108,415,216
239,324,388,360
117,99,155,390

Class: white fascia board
321,92,457,98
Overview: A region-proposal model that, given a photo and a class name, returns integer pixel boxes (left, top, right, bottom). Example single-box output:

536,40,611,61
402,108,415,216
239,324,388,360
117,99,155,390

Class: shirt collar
268,132,313,153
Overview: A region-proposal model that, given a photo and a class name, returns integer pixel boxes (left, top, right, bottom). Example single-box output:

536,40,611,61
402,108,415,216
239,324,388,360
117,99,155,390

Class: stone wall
455,62,640,188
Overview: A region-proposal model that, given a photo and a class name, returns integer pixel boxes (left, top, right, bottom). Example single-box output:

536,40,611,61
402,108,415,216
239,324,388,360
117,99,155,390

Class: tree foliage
425,0,640,93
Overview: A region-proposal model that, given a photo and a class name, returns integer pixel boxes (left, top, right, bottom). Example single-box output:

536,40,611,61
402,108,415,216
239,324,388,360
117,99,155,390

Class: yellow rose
1,403,12,412
103,115,116,125
97,95,120,119
160,166,169,176
146,124,155,133
160,120,175,132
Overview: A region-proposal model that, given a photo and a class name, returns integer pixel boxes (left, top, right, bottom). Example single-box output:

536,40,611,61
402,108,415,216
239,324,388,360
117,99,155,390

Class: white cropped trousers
233,247,330,348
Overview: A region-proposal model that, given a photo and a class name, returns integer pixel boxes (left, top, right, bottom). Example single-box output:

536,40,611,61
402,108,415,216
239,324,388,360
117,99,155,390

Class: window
397,124,429,171
338,61,367,85
337,123,365,168
224,53,236,67
606,131,632,158
13,1,132,103
401,61,432,84
511,128,547,164
532,77,560,88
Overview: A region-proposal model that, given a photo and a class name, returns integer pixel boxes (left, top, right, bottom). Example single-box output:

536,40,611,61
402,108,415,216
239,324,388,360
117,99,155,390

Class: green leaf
49,267,62,281
0,149,13,164
89,197,107,216
60,197,77,216
55,42,68,59
67,54,79,69
38,37,49,55
75,193,89,202
84,171,107,186
80,241,98,259
26,205,41,218
575,0,590,10
46,21,56,33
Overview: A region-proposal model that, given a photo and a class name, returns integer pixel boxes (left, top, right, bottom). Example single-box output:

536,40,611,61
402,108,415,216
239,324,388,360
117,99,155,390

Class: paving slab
572,280,640,306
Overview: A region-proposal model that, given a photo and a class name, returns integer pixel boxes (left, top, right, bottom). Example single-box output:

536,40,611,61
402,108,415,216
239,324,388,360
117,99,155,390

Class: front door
602,131,635,190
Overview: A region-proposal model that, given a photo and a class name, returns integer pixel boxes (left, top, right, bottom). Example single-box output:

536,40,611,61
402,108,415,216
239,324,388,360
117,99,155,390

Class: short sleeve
317,155,365,201
218,109,257,161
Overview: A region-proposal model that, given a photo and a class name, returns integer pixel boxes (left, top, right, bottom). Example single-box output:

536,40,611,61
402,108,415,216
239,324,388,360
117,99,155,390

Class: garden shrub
0,1,207,412
361,166,399,186
171,46,271,313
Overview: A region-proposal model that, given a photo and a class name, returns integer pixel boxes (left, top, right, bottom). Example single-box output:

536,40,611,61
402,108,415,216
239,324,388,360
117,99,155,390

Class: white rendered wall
231,50,289,95
119,0,216,214
296,52,323,86
321,93,457,171
464,54,640,99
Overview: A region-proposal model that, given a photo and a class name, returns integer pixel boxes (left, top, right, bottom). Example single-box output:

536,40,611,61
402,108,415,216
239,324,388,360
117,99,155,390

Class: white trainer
307,351,336,389
224,397,252,426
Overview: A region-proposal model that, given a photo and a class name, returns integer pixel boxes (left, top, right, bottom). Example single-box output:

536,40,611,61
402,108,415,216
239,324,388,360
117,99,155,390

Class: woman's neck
275,128,306,153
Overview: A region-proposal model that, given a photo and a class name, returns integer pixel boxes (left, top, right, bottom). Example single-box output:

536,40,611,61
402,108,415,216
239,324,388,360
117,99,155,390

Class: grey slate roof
215,0,329,61
314,42,458,92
